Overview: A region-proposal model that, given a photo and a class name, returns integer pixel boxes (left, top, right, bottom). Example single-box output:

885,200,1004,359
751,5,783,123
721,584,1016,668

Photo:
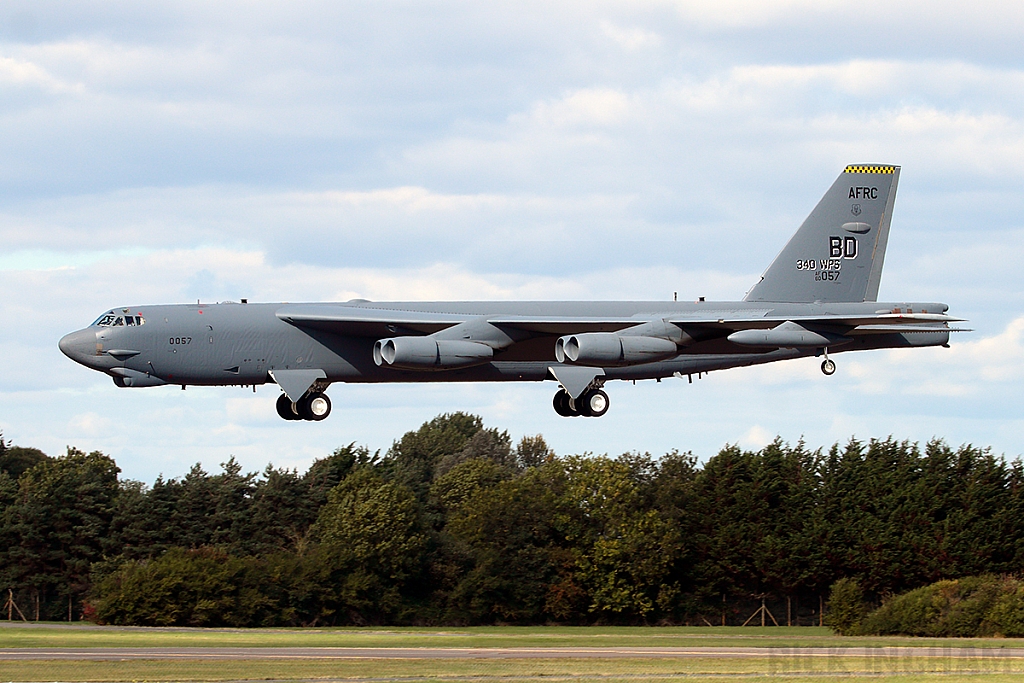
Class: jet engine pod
374,336,493,370
557,333,678,366
619,336,680,363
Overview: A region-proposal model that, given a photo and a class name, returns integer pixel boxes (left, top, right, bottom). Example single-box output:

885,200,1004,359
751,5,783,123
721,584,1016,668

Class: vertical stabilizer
744,165,900,303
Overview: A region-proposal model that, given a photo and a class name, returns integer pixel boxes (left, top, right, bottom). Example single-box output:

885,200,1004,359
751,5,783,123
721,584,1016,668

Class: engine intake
374,336,493,371
555,333,678,366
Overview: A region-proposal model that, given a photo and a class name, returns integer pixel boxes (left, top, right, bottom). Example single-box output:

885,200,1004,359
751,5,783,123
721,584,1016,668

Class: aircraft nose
59,328,98,365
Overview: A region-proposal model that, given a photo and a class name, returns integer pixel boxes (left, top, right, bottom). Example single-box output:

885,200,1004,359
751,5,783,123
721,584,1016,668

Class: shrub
985,582,1024,637
90,547,294,627
825,577,867,635
858,575,1016,637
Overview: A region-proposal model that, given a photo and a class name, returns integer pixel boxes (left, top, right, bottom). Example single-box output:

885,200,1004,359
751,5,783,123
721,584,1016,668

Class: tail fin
744,164,900,303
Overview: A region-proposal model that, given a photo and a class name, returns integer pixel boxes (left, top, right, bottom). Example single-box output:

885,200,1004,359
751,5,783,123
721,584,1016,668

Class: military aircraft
60,164,962,421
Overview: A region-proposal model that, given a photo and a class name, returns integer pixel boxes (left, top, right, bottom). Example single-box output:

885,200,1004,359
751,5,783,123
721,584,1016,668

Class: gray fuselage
59,299,950,389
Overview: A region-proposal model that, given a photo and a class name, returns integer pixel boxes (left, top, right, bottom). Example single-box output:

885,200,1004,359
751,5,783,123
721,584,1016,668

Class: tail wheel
580,389,610,417
553,389,576,417
821,359,836,376
299,392,332,421
276,394,301,421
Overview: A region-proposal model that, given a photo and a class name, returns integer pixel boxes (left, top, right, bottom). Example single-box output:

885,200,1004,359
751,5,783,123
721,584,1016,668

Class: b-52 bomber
60,165,962,421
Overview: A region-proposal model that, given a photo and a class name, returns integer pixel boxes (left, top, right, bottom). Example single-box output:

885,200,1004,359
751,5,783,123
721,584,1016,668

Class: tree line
1,415,1020,626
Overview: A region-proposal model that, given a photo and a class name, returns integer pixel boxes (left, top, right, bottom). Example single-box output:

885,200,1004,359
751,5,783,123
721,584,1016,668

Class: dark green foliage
434,429,515,479
0,434,50,479
389,413,483,469
430,458,513,515
445,461,570,623
514,435,554,469
815,439,1017,596
310,468,426,623
987,582,1024,636
91,547,295,626
825,578,867,635
0,447,120,619
5,418,1024,628
858,575,1024,637
557,454,680,621
305,445,378,506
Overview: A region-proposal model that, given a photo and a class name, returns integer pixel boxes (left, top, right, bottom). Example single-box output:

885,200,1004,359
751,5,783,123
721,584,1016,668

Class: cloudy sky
2,1,1023,483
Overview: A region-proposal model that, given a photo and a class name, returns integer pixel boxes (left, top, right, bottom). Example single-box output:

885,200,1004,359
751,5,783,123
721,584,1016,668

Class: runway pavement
3,646,1024,660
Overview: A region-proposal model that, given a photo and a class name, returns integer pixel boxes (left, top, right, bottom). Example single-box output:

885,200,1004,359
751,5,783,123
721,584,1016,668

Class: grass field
5,623,1024,649
4,624,1024,682
3,657,1024,683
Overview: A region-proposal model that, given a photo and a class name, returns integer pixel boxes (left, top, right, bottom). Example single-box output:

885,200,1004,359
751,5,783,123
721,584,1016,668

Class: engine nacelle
555,333,678,366
374,336,493,370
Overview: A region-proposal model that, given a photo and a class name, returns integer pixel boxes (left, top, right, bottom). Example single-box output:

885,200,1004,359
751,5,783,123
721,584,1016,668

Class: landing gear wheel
821,359,836,376
579,389,610,417
553,389,575,417
276,393,301,420
298,392,332,421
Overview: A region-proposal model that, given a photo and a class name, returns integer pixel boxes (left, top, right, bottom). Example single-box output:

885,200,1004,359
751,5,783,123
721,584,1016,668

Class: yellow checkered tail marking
844,165,896,174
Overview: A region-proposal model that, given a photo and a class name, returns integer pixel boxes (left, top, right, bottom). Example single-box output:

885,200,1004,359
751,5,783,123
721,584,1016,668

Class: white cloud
0,55,80,92
517,87,635,128
671,0,846,29
67,411,113,437
599,21,662,51
739,424,775,450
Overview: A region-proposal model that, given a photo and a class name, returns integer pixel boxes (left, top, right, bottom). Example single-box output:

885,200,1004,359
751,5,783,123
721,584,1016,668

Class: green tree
311,468,426,623
434,429,514,478
91,547,291,626
246,466,314,554
514,435,554,469
0,434,50,479
690,440,821,600
825,577,867,635
445,461,571,623
557,454,680,622
385,413,485,498
163,458,255,551
0,448,119,619
304,445,378,508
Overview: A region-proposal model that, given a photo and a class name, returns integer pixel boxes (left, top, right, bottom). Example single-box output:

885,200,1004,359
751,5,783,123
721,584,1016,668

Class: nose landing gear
276,391,332,421
553,388,610,417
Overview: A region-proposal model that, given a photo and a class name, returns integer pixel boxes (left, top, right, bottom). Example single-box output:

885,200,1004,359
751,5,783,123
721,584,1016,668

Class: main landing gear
276,392,332,421
553,388,610,418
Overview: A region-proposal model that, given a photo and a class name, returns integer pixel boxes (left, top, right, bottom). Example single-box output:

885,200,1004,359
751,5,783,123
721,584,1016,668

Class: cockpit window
93,313,145,327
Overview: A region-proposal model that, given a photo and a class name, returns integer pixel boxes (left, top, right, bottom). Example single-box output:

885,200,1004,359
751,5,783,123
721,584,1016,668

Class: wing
276,304,467,336
277,303,964,341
